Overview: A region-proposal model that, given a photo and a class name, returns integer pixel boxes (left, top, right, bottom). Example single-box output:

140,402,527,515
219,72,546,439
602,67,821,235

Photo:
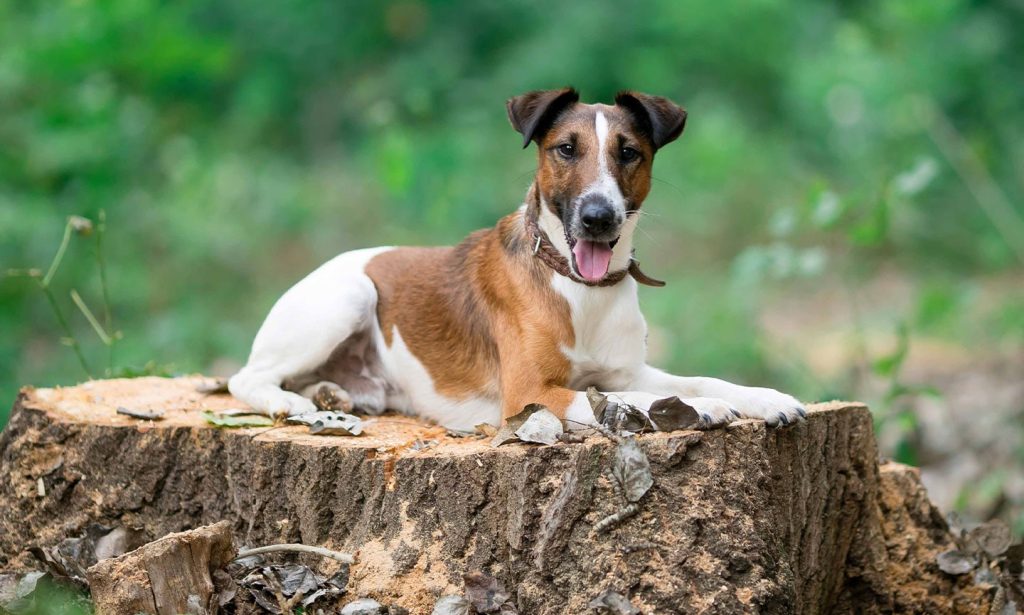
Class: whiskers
625,209,660,246
652,175,687,197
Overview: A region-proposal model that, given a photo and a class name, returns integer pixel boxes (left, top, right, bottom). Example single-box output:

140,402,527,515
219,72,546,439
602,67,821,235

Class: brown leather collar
523,209,666,288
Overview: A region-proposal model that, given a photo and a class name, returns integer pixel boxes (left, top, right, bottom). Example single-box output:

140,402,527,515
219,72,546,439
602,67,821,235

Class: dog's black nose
580,200,617,235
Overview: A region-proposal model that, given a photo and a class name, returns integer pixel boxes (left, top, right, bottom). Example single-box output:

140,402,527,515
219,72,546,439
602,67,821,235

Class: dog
228,88,806,432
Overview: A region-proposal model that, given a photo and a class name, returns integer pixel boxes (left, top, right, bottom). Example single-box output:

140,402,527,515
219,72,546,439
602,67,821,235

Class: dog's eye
620,147,640,163
557,143,575,159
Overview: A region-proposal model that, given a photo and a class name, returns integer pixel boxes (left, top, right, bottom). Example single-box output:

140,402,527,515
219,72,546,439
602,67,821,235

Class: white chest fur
551,274,648,391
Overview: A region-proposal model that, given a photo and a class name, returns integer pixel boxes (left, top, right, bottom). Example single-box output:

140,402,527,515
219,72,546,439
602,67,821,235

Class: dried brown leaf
93,527,147,560
491,404,543,447
1005,542,1024,576
287,411,363,436
612,437,653,503
341,597,386,614
936,549,976,575
475,423,498,437
969,520,1012,558
514,408,563,445
648,397,700,431
587,386,609,423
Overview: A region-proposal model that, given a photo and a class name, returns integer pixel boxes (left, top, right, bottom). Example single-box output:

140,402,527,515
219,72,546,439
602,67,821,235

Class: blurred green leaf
873,323,910,378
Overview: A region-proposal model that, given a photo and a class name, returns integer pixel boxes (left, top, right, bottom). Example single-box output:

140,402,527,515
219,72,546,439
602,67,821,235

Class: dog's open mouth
566,234,619,282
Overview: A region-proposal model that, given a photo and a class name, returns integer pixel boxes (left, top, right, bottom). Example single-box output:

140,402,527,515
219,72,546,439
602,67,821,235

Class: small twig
604,466,624,500
235,543,355,565
595,503,640,533
621,540,662,553
565,418,622,444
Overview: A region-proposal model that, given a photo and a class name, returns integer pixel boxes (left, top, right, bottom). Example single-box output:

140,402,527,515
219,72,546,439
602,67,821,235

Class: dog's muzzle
566,195,624,282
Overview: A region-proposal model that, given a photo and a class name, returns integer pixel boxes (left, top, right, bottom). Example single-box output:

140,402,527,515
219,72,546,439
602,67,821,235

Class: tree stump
87,521,234,614
0,377,993,614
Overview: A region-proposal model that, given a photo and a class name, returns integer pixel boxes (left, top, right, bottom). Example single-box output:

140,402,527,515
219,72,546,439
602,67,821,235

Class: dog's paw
300,381,354,412
270,392,319,417
726,386,806,427
681,397,740,428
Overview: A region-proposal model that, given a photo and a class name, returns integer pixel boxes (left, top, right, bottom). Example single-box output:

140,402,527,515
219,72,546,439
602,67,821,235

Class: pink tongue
572,240,613,281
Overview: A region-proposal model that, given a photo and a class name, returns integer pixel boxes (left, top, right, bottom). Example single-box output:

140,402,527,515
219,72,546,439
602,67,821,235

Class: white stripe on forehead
595,111,610,176
585,111,625,211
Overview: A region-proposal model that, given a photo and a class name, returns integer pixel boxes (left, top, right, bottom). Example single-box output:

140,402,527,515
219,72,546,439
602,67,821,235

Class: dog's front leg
627,365,806,427
502,386,663,431
560,389,745,431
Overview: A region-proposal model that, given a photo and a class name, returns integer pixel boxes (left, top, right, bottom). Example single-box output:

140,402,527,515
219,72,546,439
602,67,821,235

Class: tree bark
86,521,234,615
0,377,993,614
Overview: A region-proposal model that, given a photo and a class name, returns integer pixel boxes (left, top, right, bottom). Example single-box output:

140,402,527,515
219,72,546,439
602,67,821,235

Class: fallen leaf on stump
587,388,654,433
341,597,386,614
587,387,610,423
611,437,653,503
201,411,274,428
29,524,147,589
969,520,1012,558
475,423,498,437
936,549,976,575
648,396,700,431
514,408,563,445
287,411,363,436
238,563,349,613
491,404,543,447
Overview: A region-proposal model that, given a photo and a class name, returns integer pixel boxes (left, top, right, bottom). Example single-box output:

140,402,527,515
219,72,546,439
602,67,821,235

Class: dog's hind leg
228,248,389,417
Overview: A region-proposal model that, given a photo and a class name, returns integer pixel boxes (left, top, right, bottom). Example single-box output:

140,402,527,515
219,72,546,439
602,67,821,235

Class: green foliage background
2,0,1023,522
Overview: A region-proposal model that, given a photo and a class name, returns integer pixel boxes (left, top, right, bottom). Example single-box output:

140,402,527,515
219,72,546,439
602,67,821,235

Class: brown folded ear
506,87,580,148
614,91,687,150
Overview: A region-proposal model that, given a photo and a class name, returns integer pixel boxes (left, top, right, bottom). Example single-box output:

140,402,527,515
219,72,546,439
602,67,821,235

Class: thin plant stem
42,221,73,288
41,283,92,378
921,96,1024,266
36,217,93,377
96,210,114,374
70,289,113,345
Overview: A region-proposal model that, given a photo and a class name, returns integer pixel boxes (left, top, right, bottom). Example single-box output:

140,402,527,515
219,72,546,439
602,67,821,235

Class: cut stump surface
0,377,993,614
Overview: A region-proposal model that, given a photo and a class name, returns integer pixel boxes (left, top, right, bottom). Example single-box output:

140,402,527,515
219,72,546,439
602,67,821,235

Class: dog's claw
777,412,790,426
730,408,741,418
796,406,807,419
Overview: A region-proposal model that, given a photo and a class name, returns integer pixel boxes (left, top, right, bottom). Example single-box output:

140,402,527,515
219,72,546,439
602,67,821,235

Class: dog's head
508,87,686,282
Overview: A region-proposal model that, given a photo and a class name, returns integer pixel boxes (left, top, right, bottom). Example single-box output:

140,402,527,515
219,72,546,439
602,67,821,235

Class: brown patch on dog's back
366,214,579,417
366,242,497,399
